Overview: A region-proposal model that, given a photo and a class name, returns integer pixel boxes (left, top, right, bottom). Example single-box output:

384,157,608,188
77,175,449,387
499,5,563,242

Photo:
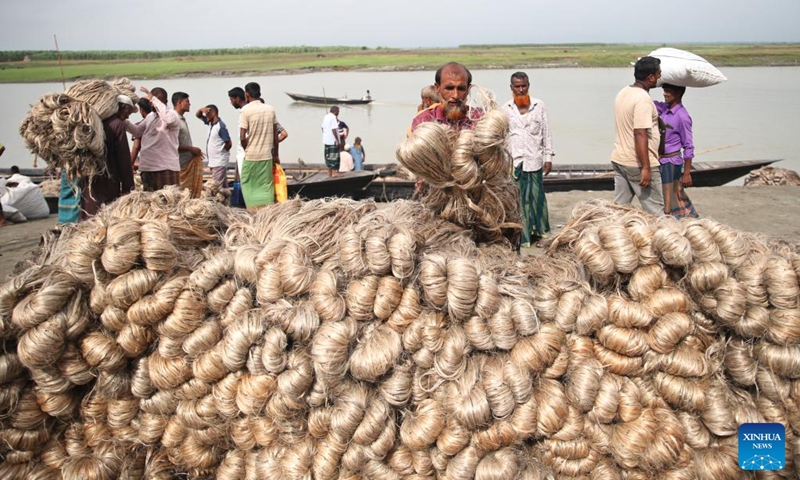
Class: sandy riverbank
1,185,798,280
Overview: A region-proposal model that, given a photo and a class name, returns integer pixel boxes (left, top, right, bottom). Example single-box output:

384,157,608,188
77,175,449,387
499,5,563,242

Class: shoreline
2,43,798,84
4,62,800,85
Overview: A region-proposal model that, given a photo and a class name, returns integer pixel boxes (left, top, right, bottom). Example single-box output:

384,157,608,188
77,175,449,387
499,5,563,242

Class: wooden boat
364,159,781,201
285,168,377,200
0,166,378,208
286,92,373,105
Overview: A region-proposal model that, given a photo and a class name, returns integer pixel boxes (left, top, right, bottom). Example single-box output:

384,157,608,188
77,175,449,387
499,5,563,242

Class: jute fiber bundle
65,80,121,121
39,178,60,197
18,78,138,181
744,166,800,187
0,191,799,480
19,93,105,179
396,110,522,246
111,77,141,107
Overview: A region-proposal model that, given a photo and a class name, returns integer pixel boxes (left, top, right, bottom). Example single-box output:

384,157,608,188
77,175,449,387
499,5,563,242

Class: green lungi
241,159,274,209
514,165,550,246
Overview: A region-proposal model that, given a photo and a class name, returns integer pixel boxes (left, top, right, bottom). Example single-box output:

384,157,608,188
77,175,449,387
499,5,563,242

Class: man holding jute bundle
409,62,484,199
173,92,204,198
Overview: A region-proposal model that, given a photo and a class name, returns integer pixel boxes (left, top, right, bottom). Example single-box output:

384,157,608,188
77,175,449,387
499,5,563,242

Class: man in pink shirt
124,86,181,192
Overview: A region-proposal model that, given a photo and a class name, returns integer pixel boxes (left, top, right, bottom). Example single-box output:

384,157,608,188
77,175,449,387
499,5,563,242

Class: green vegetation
1,43,798,83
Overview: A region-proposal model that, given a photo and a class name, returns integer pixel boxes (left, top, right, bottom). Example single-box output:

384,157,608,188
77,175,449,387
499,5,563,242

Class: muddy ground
1,185,798,280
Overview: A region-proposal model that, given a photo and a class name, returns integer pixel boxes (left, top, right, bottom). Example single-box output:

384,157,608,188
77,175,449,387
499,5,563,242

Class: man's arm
240,127,248,151
218,122,232,152
634,128,652,187
195,107,210,124
273,122,280,165
130,137,141,168
540,103,554,176
680,113,695,186
277,123,288,143
178,139,204,159
125,117,147,137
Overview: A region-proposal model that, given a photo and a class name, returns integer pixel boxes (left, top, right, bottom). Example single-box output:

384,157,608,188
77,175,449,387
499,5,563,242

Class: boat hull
364,159,780,199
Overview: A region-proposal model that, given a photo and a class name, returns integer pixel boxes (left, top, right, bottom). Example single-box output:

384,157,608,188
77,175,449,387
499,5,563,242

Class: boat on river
286,92,373,105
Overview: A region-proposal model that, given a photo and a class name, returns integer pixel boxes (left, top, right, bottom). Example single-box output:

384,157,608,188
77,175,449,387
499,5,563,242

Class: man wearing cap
124,86,181,192
81,95,136,218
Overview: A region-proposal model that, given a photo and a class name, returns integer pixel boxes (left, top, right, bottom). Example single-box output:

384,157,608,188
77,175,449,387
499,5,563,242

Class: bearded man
502,71,555,248
411,62,482,132
410,62,483,198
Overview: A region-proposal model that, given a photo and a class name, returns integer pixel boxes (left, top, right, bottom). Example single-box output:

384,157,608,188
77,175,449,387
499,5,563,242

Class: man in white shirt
503,71,554,248
321,106,341,177
196,104,232,188
339,144,354,172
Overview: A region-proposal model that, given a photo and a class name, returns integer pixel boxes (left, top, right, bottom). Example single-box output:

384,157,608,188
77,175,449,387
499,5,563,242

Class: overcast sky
2,0,798,51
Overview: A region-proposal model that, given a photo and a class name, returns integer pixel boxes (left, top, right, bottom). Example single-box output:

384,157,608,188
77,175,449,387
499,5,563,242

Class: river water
2,67,799,179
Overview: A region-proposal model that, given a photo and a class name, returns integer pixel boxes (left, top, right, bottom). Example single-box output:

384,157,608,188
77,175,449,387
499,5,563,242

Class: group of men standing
80,59,688,246
410,57,696,250
71,80,284,222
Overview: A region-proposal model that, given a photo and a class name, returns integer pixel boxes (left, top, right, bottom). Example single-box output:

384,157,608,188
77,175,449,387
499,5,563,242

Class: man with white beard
502,71,555,248
409,62,483,199
410,62,482,132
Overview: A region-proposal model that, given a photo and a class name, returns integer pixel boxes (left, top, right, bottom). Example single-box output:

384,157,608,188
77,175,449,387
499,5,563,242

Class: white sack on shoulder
649,47,727,88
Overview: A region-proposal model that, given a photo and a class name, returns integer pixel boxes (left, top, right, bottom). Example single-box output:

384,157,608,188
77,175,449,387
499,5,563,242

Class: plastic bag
274,164,288,203
648,48,727,88
230,180,246,208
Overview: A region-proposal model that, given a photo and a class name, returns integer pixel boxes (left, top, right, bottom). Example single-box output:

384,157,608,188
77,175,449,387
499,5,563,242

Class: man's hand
639,168,652,187
681,171,693,187
544,162,552,176
191,146,205,158
139,86,153,99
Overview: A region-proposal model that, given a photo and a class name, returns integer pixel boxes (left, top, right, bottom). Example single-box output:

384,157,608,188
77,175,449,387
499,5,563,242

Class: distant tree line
0,46,370,62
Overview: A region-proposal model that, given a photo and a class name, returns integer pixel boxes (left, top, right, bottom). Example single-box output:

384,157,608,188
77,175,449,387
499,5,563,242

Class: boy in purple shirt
655,84,699,218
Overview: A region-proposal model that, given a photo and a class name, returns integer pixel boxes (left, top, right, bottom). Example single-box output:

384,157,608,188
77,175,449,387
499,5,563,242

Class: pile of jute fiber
744,167,800,187
0,185,798,479
18,78,139,181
